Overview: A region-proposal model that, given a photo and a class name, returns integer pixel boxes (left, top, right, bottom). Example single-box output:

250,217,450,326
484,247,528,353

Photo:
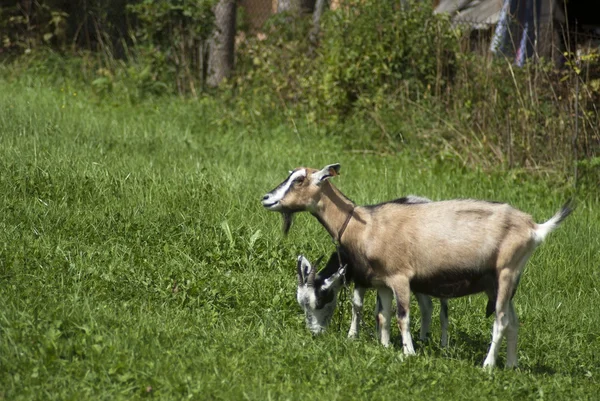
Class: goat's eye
294,177,305,185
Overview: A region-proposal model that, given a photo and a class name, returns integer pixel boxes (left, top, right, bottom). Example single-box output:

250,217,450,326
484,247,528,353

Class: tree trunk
309,0,326,53
207,0,237,88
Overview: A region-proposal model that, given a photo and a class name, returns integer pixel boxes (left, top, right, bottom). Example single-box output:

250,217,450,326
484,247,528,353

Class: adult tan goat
294,194,496,348
262,163,573,368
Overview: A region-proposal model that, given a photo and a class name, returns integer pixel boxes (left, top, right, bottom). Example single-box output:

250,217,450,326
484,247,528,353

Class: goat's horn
307,266,316,287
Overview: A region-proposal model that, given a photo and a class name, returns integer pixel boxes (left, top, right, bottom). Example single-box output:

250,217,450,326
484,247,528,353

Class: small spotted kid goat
296,248,496,349
262,163,573,368
296,250,455,347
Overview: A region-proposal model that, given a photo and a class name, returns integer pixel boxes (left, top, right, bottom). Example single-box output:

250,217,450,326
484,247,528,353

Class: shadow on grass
387,328,557,375
347,322,565,376
527,364,557,375
438,330,562,375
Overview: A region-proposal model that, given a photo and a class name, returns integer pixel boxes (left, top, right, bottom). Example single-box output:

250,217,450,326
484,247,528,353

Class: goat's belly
349,268,379,288
410,270,495,299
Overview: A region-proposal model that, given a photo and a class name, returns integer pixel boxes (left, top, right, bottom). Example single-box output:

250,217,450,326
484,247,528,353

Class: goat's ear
296,255,310,287
297,255,311,286
312,163,341,184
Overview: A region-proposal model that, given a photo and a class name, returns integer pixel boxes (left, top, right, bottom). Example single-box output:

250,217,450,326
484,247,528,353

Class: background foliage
232,1,599,178
1,0,216,95
2,0,598,179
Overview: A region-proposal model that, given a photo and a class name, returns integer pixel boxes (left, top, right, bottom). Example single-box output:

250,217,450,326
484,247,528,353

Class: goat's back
357,199,536,280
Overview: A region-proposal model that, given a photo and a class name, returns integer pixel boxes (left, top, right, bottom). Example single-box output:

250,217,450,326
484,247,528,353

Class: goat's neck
312,183,356,242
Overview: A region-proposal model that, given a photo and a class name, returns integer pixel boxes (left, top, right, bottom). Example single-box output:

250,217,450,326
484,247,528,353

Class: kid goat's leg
348,286,366,339
415,293,433,342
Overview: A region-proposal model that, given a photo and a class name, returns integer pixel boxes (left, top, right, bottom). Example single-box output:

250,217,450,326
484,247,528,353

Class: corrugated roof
434,0,474,15
435,0,560,29
454,0,502,28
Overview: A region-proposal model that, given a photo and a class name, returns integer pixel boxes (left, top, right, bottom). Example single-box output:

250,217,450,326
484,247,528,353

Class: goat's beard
282,212,294,236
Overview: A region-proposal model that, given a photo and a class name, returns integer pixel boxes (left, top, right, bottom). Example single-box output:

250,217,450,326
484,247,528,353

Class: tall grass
1,77,599,400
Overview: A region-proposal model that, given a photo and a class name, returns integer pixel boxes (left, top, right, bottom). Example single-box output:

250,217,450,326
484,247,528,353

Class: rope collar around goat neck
332,207,354,282
335,207,354,245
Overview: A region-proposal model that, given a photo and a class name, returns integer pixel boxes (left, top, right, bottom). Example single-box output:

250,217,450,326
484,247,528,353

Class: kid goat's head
262,164,340,234
296,255,346,334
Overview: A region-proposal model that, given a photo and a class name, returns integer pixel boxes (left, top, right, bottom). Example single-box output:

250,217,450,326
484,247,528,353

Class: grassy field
1,77,599,400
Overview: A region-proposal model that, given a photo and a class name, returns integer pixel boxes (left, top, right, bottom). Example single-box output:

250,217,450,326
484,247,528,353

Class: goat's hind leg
497,249,532,369
505,300,519,368
483,268,520,369
504,249,533,368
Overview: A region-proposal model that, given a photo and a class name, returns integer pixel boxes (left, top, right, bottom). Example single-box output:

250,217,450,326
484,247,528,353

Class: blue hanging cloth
490,0,541,66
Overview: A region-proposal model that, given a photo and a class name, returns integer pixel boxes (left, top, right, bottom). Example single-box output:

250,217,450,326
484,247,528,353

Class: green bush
233,12,316,110
1,1,216,98
127,0,216,96
316,0,458,114
234,0,458,116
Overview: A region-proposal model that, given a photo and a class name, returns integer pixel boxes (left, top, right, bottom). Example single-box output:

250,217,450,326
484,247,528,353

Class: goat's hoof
482,361,495,371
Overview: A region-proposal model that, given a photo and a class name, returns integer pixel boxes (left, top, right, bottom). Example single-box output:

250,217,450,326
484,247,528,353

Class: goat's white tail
533,200,575,244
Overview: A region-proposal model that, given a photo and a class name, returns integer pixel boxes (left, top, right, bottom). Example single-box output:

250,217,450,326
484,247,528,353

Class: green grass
1,77,599,400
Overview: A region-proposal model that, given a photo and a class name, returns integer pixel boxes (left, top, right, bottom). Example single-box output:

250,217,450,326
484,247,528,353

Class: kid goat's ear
297,255,311,286
312,163,341,184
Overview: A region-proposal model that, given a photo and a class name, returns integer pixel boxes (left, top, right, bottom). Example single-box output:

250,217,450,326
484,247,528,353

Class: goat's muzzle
261,194,281,211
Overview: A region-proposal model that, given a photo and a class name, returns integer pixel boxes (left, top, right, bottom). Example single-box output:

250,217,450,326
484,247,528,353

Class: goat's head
262,164,340,234
296,254,346,334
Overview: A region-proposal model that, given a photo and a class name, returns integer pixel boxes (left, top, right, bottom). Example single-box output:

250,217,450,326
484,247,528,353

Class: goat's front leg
375,287,393,347
348,286,366,339
389,276,416,355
